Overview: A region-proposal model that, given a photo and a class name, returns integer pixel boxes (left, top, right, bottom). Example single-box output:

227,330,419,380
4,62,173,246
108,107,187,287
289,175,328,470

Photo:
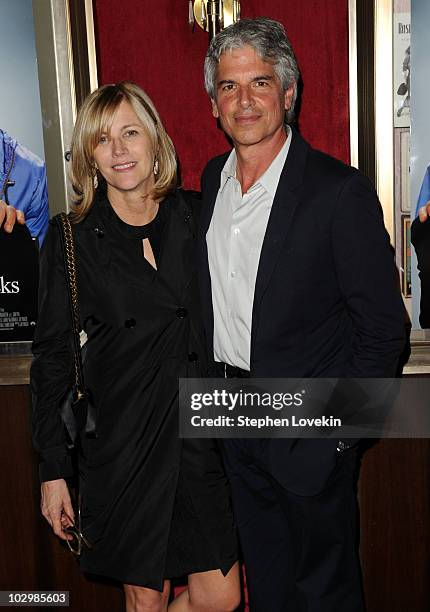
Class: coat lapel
250,130,309,361
160,190,198,301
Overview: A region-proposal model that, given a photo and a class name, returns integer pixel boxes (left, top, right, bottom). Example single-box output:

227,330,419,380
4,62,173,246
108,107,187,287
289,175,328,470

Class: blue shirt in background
0,129,49,245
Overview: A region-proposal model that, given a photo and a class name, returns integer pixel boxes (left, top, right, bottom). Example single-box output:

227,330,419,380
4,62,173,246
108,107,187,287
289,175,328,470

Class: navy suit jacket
198,129,406,495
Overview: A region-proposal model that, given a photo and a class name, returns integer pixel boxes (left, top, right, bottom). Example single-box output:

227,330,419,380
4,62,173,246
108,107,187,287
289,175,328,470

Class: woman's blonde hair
69,81,177,221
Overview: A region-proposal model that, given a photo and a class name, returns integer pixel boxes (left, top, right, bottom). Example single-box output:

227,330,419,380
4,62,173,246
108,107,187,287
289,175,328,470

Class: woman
31,82,240,612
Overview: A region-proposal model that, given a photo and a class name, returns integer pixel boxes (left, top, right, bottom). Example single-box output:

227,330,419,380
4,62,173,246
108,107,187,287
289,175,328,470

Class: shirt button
124,318,136,328
176,307,188,318
233,228,240,235
188,352,198,362
230,271,236,278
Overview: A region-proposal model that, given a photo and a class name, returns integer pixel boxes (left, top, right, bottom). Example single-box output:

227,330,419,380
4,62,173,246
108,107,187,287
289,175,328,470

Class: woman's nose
112,138,127,156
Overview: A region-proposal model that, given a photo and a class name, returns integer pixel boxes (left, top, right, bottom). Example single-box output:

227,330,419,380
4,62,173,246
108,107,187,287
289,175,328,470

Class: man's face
211,45,294,149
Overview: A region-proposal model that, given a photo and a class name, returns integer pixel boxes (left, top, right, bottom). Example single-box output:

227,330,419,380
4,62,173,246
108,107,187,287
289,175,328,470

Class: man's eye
255,81,268,87
222,84,234,92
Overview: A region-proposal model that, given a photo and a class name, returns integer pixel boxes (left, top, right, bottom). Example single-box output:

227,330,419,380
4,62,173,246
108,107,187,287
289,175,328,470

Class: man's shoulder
304,142,359,184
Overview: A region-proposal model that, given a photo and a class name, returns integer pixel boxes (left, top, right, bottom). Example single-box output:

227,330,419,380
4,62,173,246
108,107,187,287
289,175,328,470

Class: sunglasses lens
65,527,81,556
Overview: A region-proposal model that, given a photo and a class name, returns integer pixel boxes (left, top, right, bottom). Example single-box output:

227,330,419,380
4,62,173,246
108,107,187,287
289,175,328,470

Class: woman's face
93,99,156,199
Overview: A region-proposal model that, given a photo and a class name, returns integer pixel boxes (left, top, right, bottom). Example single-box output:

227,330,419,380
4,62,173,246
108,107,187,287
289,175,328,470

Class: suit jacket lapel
251,130,309,361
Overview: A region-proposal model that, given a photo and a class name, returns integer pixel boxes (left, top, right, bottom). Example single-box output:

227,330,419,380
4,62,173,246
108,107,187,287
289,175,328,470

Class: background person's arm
0,200,25,232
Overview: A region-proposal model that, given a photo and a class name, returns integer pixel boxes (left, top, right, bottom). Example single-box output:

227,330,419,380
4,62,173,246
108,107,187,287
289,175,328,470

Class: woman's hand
0,200,25,232
41,479,75,541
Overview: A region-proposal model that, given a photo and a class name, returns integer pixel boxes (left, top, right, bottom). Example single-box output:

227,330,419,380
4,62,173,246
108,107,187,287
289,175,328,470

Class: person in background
199,18,406,611
411,174,430,328
0,128,48,245
31,82,239,612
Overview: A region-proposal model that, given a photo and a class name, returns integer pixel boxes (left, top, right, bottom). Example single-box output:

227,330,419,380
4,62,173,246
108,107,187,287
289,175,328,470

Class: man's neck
235,128,288,194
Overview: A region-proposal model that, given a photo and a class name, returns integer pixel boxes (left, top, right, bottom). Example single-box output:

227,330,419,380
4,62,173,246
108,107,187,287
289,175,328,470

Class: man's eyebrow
217,75,275,88
217,79,236,87
251,75,275,82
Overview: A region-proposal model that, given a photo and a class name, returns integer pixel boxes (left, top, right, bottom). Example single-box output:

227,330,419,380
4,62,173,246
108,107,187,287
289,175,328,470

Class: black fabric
31,188,237,589
215,362,251,378
411,216,430,328
222,440,363,612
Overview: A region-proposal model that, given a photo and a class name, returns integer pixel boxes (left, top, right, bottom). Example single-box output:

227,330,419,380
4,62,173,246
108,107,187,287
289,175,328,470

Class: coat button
93,227,105,238
188,352,198,362
124,318,136,328
176,307,188,318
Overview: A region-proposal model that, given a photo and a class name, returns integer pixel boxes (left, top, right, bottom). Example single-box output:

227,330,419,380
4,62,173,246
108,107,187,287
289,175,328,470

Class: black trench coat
31,188,237,589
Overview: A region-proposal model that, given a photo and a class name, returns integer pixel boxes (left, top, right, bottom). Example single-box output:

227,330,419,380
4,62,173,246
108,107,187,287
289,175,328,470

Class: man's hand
418,201,430,222
41,478,75,541
0,200,25,232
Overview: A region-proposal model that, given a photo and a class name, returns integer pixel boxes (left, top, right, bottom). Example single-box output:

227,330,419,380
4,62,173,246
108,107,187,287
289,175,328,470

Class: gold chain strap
59,212,84,399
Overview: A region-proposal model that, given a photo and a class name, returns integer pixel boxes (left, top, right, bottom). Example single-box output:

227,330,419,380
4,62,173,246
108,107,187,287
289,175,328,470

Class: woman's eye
98,135,107,144
125,129,138,137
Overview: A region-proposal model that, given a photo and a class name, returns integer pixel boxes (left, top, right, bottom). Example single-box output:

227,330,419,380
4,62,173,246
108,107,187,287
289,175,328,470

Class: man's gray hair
204,17,300,124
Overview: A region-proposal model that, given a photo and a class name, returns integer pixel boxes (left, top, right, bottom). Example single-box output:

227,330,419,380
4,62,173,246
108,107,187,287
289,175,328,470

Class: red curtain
93,0,350,191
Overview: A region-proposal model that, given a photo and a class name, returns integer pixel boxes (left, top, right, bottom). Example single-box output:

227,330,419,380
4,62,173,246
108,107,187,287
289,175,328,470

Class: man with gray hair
198,17,405,611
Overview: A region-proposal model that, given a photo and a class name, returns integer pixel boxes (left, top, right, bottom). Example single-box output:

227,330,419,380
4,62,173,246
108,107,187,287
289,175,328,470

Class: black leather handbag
56,213,97,445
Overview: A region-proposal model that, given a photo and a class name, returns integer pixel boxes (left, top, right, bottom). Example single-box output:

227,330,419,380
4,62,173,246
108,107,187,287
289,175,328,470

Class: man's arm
332,172,406,377
24,167,49,245
418,202,430,222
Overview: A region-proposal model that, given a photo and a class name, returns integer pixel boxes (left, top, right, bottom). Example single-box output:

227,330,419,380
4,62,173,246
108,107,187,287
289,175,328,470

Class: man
198,18,406,611
0,129,48,245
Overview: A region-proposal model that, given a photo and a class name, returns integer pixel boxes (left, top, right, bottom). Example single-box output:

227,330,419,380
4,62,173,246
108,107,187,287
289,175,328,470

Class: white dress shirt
206,129,292,370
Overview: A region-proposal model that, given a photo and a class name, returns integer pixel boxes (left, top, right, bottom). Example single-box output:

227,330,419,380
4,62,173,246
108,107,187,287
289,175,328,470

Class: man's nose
238,86,253,108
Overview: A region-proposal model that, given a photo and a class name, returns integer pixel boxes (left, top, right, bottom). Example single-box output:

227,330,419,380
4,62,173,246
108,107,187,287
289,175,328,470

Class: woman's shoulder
170,188,202,221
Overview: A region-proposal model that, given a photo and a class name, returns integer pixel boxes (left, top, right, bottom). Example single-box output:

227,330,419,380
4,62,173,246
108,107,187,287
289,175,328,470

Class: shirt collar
257,127,292,198
219,126,292,197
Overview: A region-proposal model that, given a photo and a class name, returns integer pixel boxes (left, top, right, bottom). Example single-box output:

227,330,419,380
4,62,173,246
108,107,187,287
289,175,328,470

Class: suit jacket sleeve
31,219,74,482
331,173,406,377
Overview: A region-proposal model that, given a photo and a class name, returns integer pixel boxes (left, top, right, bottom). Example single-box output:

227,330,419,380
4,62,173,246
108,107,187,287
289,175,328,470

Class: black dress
31,187,237,589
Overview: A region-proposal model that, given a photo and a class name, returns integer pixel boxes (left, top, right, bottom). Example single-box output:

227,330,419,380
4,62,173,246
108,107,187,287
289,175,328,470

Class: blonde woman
31,82,239,612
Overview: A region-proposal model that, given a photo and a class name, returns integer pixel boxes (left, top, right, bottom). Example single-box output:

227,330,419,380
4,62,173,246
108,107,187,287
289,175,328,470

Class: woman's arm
41,479,75,541
31,219,75,482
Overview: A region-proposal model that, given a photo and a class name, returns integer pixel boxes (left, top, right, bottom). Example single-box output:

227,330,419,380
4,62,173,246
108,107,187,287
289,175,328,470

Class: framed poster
393,3,410,127
402,215,411,297
349,0,430,373
0,0,97,346
32,0,98,217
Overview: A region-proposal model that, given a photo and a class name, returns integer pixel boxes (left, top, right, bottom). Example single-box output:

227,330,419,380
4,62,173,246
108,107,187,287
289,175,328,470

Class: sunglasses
62,496,92,557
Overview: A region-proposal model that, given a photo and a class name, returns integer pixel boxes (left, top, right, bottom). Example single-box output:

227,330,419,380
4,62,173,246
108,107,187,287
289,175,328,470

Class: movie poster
410,0,430,329
0,0,47,342
394,1,411,127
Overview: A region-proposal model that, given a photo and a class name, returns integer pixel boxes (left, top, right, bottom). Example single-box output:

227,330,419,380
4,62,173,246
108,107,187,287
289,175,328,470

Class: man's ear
284,84,295,111
211,98,219,119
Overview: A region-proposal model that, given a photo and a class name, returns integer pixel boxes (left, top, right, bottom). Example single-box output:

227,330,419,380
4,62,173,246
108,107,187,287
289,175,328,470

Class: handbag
56,212,97,445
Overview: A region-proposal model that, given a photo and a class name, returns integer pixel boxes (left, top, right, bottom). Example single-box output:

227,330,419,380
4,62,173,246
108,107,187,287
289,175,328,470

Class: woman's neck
107,187,159,226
